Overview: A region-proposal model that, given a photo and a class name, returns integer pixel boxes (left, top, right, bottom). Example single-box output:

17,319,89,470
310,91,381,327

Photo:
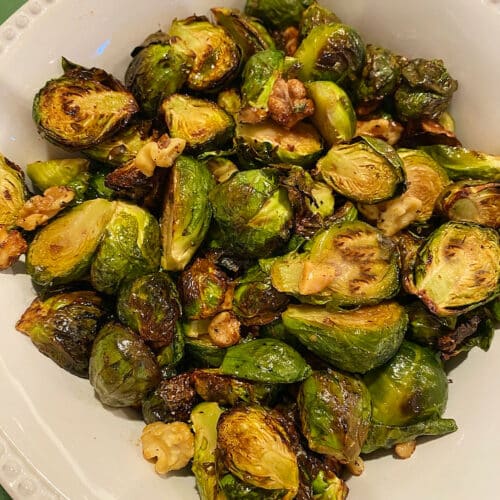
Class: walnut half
0,225,27,270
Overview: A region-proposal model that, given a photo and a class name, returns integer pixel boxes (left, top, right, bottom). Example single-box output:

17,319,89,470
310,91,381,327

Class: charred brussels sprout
235,121,323,168
16,291,108,377
358,149,450,236
395,58,458,121
89,322,160,407
169,16,240,92
209,168,293,258
26,199,115,288
438,180,499,228
355,45,402,105
211,7,275,62
220,338,311,384
217,405,299,497
117,272,181,347
305,80,356,146
232,265,289,326
421,144,500,182
316,135,404,203
33,59,138,149
299,1,341,37
245,0,313,29
270,220,400,307
161,94,234,154
184,333,227,368
0,154,28,228
294,23,365,84
364,341,449,426
156,323,184,378
90,202,160,294
160,156,215,271
298,370,371,465
282,302,407,373
125,33,190,117
411,222,500,316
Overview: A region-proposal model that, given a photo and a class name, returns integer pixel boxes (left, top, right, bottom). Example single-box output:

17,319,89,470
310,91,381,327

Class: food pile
1,1,499,498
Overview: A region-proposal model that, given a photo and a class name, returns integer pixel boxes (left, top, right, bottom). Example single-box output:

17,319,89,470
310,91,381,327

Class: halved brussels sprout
161,94,234,154
90,201,160,294
235,120,323,168
0,153,28,228
16,291,108,377
185,333,227,368
205,157,239,183
358,149,450,235
294,23,365,84
220,338,311,384
305,80,356,146
282,301,407,373
89,322,160,407
298,370,371,465
354,45,402,104
156,322,185,378
355,114,404,145
316,136,404,203
364,341,449,426
299,1,341,37
395,58,458,121
217,88,242,117
211,7,275,62
33,59,139,149
169,16,240,92
160,155,215,271
125,33,191,117
117,272,181,347
438,180,499,228
219,473,287,499
217,405,299,497
209,168,293,258
270,220,400,307
26,198,115,288
410,222,500,316
245,0,314,29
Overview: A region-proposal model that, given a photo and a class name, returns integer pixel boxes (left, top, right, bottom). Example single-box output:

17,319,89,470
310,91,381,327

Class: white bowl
0,1,498,499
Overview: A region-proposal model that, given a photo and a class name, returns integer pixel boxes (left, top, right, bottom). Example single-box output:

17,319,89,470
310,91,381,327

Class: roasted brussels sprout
33,59,139,149
438,180,499,228
217,405,299,497
355,114,404,145
155,323,185,378
299,1,341,37
270,220,400,307
0,153,28,228
282,301,407,373
245,0,313,29
89,322,160,407
209,168,293,258
90,202,160,294
364,341,449,426
85,170,117,200
211,7,275,62
160,156,214,271
410,222,500,316
298,370,371,465
305,80,356,146
117,272,181,347
169,16,240,92
358,148,450,235
294,23,365,84
421,144,500,181
205,157,239,183
220,338,311,383
16,291,108,377
185,334,227,368
232,265,289,326
26,199,115,288
235,120,323,168
394,58,458,121
142,372,196,424
217,88,242,117
161,94,234,154
316,136,404,203
125,33,191,117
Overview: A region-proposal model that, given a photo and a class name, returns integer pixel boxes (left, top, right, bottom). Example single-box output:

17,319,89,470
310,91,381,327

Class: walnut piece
394,440,417,459
141,421,194,475
208,311,241,347
134,135,186,177
0,225,28,270
16,186,75,231
268,78,315,129
282,26,300,56
356,117,404,145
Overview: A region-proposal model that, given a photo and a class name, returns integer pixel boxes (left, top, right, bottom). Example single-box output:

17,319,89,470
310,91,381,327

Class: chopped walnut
141,421,194,475
134,135,186,177
16,186,75,231
346,456,365,476
0,225,27,270
208,311,241,347
268,78,315,129
356,117,404,145
394,440,417,459
282,26,300,56
238,106,269,124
